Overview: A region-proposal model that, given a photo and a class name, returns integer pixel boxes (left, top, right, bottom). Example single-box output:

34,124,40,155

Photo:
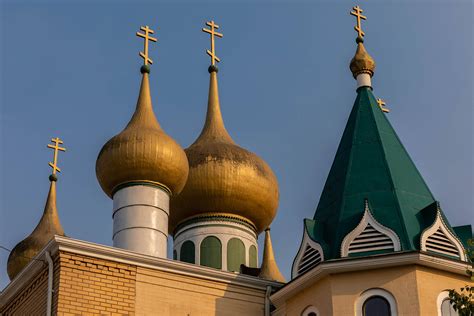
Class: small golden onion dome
349,37,376,78
7,176,65,280
96,70,189,197
259,228,286,283
170,68,279,234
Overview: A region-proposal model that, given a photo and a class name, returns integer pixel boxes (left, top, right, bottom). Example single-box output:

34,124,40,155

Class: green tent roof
305,86,468,260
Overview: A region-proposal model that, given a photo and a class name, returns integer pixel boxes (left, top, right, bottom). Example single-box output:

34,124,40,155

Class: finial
259,227,286,283
350,5,367,39
376,98,390,113
47,137,66,176
136,25,158,66
202,20,223,66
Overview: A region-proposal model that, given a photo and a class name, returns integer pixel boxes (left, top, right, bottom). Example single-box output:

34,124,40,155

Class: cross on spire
136,25,158,65
377,98,390,113
47,137,66,175
350,5,367,39
202,20,223,66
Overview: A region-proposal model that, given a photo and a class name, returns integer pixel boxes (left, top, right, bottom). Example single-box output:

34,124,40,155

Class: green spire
306,86,443,259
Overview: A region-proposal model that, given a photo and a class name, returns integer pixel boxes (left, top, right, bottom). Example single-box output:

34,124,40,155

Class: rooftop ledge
1,235,284,306
272,250,471,306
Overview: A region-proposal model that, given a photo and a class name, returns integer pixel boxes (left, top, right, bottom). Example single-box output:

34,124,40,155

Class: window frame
301,305,319,316
355,288,397,316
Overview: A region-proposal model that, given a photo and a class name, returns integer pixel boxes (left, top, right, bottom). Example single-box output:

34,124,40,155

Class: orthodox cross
47,137,66,175
377,98,390,113
350,5,367,38
202,20,223,65
136,25,158,65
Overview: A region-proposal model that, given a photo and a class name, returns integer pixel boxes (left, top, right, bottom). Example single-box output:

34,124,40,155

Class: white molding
0,235,282,308
355,288,398,316
341,202,401,257
436,290,457,316
292,228,324,278
271,251,469,307
301,305,320,316
420,210,466,261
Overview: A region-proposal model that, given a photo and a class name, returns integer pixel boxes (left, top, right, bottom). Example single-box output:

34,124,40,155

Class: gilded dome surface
7,179,64,280
350,38,376,78
96,73,189,197
170,70,279,234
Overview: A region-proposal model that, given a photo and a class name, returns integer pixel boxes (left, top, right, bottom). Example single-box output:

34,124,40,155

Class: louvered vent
426,228,460,258
297,245,322,275
348,224,394,255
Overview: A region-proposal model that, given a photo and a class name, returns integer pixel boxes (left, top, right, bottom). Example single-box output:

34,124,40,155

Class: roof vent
348,223,394,255
292,228,325,278
341,200,401,257
420,209,466,261
297,244,322,275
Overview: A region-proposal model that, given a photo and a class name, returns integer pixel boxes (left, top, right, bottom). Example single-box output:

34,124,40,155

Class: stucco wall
135,266,267,315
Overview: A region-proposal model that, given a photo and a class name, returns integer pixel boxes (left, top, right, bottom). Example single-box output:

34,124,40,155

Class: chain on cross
136,25,158,65
350,5,367,39
377,98,390,113
202,20,223,66
47,137,66,175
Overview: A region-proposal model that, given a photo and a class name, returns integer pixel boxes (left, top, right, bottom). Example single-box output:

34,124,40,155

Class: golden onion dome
7,176,65,280
96,68,189,197
350,37,376,78
170,67,279,234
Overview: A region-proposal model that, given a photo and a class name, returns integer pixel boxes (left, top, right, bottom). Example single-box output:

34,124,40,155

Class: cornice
1,236,282,307
271,251,470,306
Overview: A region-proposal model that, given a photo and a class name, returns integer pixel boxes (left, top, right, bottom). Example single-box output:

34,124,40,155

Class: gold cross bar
136,25,158,65
202,20,223,65
350,5,367,38
377,98,390,113
47,137,66,174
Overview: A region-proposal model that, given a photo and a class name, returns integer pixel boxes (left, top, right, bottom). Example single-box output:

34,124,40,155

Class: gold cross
47,137,66,174
202,20,223,65
350,5,367,38
377,98,390,113
136,25,158,65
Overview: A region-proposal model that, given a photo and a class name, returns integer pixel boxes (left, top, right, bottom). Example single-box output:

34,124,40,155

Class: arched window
363,296,391,316
173,250,177,260
356,289,397,316
301,306,319,316
180,240,195,264
200,236,222,269
227,238,245,272
249,245,257,268
437,291,459,316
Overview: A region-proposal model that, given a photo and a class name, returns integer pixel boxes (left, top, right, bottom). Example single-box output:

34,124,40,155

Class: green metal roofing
305,86,468,260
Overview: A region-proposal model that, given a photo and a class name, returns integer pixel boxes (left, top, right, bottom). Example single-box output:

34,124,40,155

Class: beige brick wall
56,251,137,315
135,266,267,315
415,265,473,316
1,269,49,315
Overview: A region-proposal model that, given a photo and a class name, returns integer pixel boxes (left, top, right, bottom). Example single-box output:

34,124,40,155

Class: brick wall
1,269,49,315
56,251,137,315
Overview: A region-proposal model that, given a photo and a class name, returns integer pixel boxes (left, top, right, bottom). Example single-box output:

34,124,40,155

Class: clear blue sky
1,1,472,289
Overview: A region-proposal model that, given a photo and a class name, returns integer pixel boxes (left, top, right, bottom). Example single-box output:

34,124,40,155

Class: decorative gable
292,228,324,278
420,210,466,261
341,200,401,257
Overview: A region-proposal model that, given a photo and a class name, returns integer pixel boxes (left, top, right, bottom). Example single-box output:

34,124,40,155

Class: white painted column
356,73,371,88
112,185,169,257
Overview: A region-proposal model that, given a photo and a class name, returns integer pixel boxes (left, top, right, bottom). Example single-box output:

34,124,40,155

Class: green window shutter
200,236,222,269
227,238,245,272
180,240,195,264
249,245,257,268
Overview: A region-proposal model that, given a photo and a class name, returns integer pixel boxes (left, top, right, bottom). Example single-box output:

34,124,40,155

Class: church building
1,6,472,316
